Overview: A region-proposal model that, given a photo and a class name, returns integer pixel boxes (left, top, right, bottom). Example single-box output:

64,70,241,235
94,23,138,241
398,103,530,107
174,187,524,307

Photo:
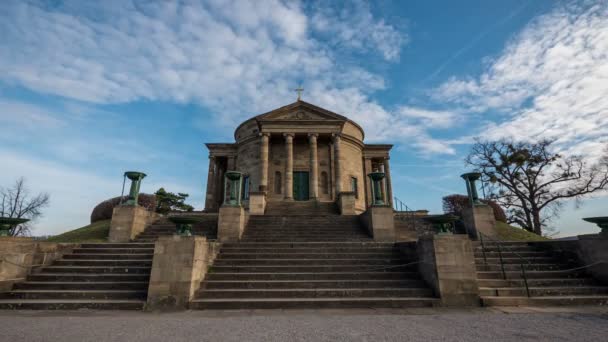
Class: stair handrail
478,232,533,297
393,196,417,232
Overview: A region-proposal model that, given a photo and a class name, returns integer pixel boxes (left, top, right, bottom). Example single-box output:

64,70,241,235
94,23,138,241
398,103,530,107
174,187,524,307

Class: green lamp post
122,171,147,206
582,217,608,237
0,217,30,237
423,214,459,235
368,172,386,206
224,171,244,206
168,216,201,236
461,172,483,206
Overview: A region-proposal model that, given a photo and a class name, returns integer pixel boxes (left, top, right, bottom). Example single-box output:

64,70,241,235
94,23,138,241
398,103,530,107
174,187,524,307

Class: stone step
242,233,369,238
478,286,608,297
42,266,151,274
28,273,151,282
480,295,608,307
72,248,155,254
476,270,583,279
203,279,428,289
206,271,421,281
13,281,149,290
80,243,155,249
210,265,414,273
53,259,153,267
217,253,400,259
476,263,569,272
190,297,438,310
474,245,538,251
0,290,147,300
240,238,373,242
475,257,557,264
0,299,145,310
62,254,153,260
222,242,394,248
197,288,433,299
219,247,396,253
212,259,407,266
474,251,548,258
477,278,597,288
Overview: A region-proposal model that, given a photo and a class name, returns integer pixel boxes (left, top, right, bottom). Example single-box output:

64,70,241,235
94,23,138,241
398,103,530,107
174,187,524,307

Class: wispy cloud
434,2,608,161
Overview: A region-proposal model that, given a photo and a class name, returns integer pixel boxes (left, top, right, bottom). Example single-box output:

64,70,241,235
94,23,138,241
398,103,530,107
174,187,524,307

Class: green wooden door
293,171,310,201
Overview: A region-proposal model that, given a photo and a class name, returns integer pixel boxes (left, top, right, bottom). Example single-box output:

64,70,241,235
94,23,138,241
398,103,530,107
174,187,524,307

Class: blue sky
0,0,606,237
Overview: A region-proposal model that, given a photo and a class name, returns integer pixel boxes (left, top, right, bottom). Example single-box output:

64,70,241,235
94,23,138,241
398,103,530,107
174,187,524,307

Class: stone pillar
308,133,319,199
333,134,342,195
364,158,373,207
361,206,395,241
227,156,236,171
416,235,480,306
109,206,158,242
462,205,497,239
259,133,270,192
284,133,294,200
146,236,221,310
383,158,393,207
204,156,216,211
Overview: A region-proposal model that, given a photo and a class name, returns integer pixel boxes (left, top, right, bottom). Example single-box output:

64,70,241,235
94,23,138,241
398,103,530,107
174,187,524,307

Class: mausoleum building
204,100,393,214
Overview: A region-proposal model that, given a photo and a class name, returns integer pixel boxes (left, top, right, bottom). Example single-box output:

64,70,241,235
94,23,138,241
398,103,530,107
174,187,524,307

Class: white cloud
435,2,608,160
0,0,454,155
310,0,407,61
0,99,64,128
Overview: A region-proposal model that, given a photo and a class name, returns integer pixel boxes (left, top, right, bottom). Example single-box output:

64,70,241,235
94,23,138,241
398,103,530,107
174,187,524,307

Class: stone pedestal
362,206,395,241
338,192,357,215
249,192,266,215
462,205,496,240
217,206,248,242
146,236,220,310
109,206,156,242
417,235,480,306
576,234,608,284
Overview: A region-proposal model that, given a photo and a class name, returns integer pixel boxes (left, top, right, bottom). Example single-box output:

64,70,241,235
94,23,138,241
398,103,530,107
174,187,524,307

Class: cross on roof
294,85,304,101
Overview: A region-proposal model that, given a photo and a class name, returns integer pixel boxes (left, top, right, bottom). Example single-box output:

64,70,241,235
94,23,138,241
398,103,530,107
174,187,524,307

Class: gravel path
1,307,607,342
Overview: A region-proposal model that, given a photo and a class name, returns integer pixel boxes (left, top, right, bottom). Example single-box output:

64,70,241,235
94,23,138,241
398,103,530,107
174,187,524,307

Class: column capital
283,132,295,139
208,155,215,160
307,133,319,139
259,132,271,138
331,133,342,142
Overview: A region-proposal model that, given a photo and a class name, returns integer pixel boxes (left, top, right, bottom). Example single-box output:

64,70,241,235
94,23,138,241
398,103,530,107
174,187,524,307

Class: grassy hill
46,220,110,243
494,221,549,241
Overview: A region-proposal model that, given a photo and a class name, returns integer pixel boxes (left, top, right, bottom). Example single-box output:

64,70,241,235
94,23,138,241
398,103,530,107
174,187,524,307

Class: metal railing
393,197,417,232
478,232,532,297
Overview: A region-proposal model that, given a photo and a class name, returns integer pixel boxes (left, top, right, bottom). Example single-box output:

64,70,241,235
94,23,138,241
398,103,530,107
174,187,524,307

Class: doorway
293,171,310,201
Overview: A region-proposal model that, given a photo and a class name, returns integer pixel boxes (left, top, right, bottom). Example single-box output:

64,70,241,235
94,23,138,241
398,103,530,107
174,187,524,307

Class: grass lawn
46,220,110,243
494,221,549,241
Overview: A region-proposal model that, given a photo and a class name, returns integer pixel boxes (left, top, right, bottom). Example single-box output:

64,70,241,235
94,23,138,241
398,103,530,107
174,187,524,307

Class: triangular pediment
256,101,347,122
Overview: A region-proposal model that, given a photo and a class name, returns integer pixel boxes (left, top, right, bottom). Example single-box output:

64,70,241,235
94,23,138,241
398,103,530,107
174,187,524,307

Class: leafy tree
466,139,608,235
0,178,50,236
154,188,194,214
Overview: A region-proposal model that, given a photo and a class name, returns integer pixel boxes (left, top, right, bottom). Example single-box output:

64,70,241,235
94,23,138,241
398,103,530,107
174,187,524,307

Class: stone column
204,156,216,211
308,133,319,199
284,133,294,200
333,134,342,195
259,133,270,192
364,157,373,207
227,156,236,171
383,158,393,207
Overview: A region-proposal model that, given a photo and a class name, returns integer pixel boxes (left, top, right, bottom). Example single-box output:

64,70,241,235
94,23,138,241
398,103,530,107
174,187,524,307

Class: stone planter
0,217,29,237
583,217,608,236
368,172,386,206
461,172,483,206
423,214,459,235
122,171,147,206
168,216,201,236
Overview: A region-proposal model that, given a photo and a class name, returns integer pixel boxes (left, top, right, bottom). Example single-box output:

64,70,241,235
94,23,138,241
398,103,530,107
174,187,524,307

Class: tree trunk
532,209,542,236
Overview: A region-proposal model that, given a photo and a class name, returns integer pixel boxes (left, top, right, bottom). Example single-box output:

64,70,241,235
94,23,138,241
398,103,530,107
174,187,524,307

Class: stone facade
204,101,393,214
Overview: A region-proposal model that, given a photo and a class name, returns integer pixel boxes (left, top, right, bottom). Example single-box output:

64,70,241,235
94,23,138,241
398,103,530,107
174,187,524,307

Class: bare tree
466,140,608,236
0,178,50,236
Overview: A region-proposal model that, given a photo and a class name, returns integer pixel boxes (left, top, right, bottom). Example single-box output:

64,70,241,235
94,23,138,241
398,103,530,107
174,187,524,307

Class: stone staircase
0,243,154,310
264,201,338,215
474,241,608,306
134,214,218,242
191,214,438,309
